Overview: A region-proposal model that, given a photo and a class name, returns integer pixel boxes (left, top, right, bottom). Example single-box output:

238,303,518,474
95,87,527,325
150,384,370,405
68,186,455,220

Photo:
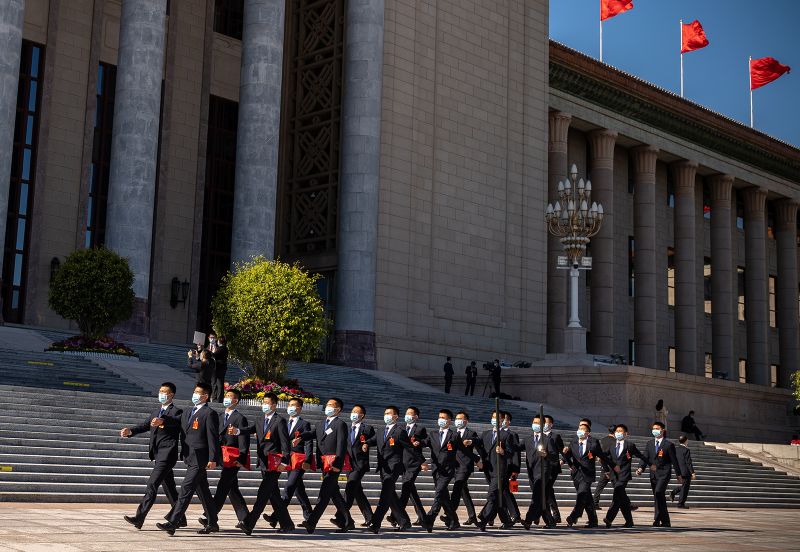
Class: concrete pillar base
110,298,150,342
333,330,376,370
564,326,587,354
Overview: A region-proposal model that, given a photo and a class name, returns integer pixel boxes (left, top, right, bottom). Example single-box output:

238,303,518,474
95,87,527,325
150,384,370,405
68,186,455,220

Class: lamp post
545,164,604,352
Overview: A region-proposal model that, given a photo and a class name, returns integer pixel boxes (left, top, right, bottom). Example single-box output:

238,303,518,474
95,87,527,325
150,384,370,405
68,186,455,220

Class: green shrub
211,256,329,382
48,247,134,339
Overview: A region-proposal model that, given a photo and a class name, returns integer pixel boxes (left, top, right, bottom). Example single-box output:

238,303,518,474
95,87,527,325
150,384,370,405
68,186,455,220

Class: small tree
211,256,329,382
793,370,800,404
48,247,135,339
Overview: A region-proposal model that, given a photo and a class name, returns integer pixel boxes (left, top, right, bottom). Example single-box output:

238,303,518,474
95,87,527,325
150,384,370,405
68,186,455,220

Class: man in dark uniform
157,383,220,535
464,361,478,396
593,425,617,509
209,334,228,403
443,356,454,393
474,410,514,531
424,409,462,530
543,414,564,523
500,412,522,526
670,434,696,508
636,421,683,527
395,406,428,527
333,403,375,527
367,406,415,533
199,388,249,528
488,359,502,396
299,397,355,534
519,415,557,529
121,382,185,529
603,424,645,528
562,418,615,528
436,411,479,526
233,392,293,535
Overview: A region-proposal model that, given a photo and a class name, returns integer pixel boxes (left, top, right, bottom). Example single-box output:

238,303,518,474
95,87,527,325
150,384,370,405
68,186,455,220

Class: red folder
267,452,285,471
222,445,250,470
290,452,316,471
321,453,352,473
509,480,519,493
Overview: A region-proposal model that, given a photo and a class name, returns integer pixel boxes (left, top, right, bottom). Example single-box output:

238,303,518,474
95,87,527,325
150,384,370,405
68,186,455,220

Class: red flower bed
47,335,137,357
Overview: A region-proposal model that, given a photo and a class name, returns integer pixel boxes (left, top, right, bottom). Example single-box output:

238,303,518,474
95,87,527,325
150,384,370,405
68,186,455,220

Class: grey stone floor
0,503,797,551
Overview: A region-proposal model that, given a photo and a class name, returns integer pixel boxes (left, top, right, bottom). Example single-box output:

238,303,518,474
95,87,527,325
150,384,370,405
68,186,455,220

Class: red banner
750,57,791,90
681,20,709,54
601,0,634,21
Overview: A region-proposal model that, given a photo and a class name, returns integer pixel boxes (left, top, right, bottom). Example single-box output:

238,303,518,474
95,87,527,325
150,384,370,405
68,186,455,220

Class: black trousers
567,478,597,525
134,459,183,522
245,470,292,530
651,477,671,525
427,471,458,525
399,468,427,521
447,472,476,519
444,375,453,393
308,471,353,526
464,378,476,396
341,468,373,524
605,483,633,525
212,466,249,522
167,453,216,526
524,478,554,525
546,472,561,520
372,466,409,528
211,371,226,403
479,485,512,524
593,471,611,505
673,477,691,505
282,468,312,519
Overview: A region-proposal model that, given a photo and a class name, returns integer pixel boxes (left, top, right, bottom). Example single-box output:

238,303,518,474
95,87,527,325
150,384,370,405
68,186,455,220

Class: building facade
1,1,798,406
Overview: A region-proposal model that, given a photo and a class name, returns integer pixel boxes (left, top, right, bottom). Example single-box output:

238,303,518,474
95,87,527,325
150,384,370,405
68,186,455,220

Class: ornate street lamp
545,164,604,349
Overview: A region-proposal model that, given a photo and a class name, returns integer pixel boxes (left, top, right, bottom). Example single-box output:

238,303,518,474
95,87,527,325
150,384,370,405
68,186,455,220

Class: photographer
484,359,502,397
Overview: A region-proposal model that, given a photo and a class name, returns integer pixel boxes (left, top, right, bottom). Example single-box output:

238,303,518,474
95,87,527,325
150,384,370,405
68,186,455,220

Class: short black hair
263,392,279,403
653,421,665,429
385,405,399,415
504,411,512,421
544,414,554,423
679,434,688,444
160,382,176,394
688,410,694,415
329,397,343,410
439,408,454,420
353,404,366,415
615,423,628,433
407,406,420,416
580,417,592,428
446,356,451,361
456,411,469,420
608,425,616,434
289,397,304,407
226,388,242,401
532,415,542,422
195,382,212,396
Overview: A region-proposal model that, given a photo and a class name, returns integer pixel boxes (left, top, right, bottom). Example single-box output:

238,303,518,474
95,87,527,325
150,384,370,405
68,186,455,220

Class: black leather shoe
553,515,562,524
277,524,295,533
662,522,671,527
653,521,661,527
395,522,412,532
566,517,575,527
156,521,177,535
544,522,557,529
623,522,635,528
522,520,531,530
237,522,253,536
124,515,143,529
198,524,219,534
263,513,278,528
499,522,515,529
464,516,477,525
360,521,372,528
412,518,423,527
304,522,316,534
594,504,603,510
334,525,349,533
198,516,208,527
670,490,676,502
629,505,639,512
330,516,345,529
447,522,461,531
387,514,397,527
584,522,598,528
178,517,187,528
511,516,522,524
603,518,612,529
475,519,487,532
367,524,380,534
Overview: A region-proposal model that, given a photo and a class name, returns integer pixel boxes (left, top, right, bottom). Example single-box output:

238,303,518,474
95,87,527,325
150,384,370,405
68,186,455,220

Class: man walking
562,418,615,528
519,415,557,529
424,409,462,530
603,424,645,528
443,357,454,393
543,414,564,523
670,434,696,508
334,403,375,527
593,425,617,509
637,421,683,527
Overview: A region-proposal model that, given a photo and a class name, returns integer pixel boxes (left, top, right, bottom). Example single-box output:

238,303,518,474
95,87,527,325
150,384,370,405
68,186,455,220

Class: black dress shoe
544,522,557,529
533,517,540,525
198,516,208,527
178,518,187,528
653,521,661,527
299,520,309,529
464,516,477,525
124,516,143,530
603,518,612,529
424,517,434,533
553,515,562,524
330,516,345,529
367,524,380,534
521,520,531,530
237,522,253,536
387,514,397,527
412,518,423,527
304,522,316,534
499,522,515,529
361,521,372,528
662,522,671,527
566,517,575,527
263,513,278,528
156,521,177,535
395,522,412,532
511,516,522,524
584,522,599,528
198,524,219,534
475,519,487,532
447,522,461,531
277,524,295,533
629,505,639,512
670,489,676,502
623,522,635,528
334,525,349,533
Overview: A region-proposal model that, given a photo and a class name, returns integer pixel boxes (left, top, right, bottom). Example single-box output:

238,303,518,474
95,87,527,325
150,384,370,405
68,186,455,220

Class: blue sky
550,0,799,147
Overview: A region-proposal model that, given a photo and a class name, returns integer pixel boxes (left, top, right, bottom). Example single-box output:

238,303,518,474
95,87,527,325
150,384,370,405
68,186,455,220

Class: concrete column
229,0,285,265
0,0,25,276
743,187,769,385
333,0,384,369
105,0,166,323
709,174,736,380
587,129,617,355
547,111,571,353
774,199,799,388
672,160,699,375
630,145,659,369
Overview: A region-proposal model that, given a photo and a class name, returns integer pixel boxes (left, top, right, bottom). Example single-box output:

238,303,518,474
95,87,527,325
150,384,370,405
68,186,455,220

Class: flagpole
680,20,684,97
600,19,603,62
749,56,754,128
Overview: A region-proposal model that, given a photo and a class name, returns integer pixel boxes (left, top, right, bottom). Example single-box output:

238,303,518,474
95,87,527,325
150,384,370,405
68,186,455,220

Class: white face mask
325,406,336,417
287,406,298,416
543,423,553,432
652,429,663,438
384,414,395,425
615,432,625,441
576,429,586,439
404,414,415,424
437,418,448,428
158,393,169,404
454,419,466,429
223,397,233,408
191,393,202,405
262,403,274,414
350,412,361,422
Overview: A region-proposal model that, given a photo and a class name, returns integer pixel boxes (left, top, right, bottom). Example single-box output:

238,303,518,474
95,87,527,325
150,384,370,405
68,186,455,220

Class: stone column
672,160,698,375
105,0,167,328
774,199,799,388
743,187,769,385
709,174,735,380
229,0,285,265
333,0,384,369
547,111,571,353
631,145,659,369
0,0,25,276
587,129,617,356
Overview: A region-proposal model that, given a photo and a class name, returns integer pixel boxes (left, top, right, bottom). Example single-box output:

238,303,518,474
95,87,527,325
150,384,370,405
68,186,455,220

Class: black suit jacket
563,436,612,484
219,409,249,465
504,429,522,475
211,345,228,376
370,424,412,475
478,427,514,481
639,438,682,483
312,417,349,471
520,433,558,482
191,359,215,386
545,431,565,475
347,422,376,473
598,435,616,472
287,416,314,460
180,403,220,464
608,440,645,486
243,412,291,470
129,403,183,462
674,444,694,476
428,427,462,477
403,423,428,471
454,427,480,475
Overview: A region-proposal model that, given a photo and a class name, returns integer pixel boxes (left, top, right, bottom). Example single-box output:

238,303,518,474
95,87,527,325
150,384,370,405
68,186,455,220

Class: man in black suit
474,410,514,531
199,388,249,528
636,421,683,527
518,415,557,529
489,359,502,396
437,411,479,526
396,406,429,526
500,412,522,526
425,409,462,530
157,383,220,535
443,356,454,393
208,334,228,403
366,405,414,533
593,425,617,509
233,392,293,535
333,403,375,527
670,434,696,508
121,382,185,529
543,414,564,523
562,418,615,528
603,424,645,528
298,397,355,534
464,361,478,396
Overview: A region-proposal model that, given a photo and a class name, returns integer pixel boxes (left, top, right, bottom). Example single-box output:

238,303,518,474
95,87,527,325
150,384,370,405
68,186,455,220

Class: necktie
191,406,199,420
655,440,661,453
616,442,622,458
324,419,330,431
351,424,357,445
224,412,229,427
492,430,497,444
289,418,295,434
384,426,390,440
264,416,269,435
440,429,446,447
580,441,585,457
407,426,412,436
159,407,165,418
534,435,539,450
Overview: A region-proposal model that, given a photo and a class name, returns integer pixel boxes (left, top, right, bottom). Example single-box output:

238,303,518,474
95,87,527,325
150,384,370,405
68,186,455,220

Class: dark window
628,236,634,297
737,266,746,321
196,96,238,333
584,241,592,287
767,201,776,239
704,256,711,315
769,275,776,328
2,41,44,323
85,62,116,248
667,172,675,208
213,0,244,40
628,339,635,366
736,189,745,230
667,247,675,307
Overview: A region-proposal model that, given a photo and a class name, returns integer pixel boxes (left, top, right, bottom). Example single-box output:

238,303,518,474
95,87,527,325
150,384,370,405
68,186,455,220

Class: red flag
601,0,634,21
750,57,791,90
681,20,709,54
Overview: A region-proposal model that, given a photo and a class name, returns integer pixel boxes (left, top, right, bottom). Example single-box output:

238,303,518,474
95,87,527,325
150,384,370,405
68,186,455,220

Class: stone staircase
1,384,799,508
